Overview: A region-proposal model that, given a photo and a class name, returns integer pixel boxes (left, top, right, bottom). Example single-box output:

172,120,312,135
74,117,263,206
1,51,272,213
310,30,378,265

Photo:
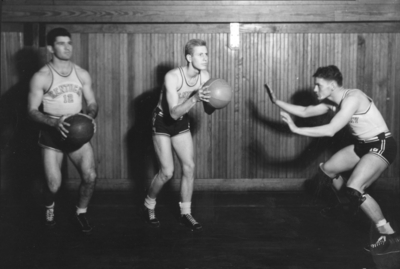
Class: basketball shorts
354,132,397,165
152,107,190,137
38,124,69,152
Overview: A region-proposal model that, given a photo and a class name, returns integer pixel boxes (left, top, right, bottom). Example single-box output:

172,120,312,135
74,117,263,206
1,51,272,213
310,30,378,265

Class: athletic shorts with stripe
152,107,190,137
354,132,397,165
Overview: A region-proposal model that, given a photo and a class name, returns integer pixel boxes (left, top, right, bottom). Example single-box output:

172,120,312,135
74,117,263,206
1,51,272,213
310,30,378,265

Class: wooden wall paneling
0,26,24,185
3,22,399,190
386,34,400,178
226,36,238,179
235,33,243,179
363,34,374,97
4,2,400,23
119,33,129,180
392,34,400,180
1,31,24,95
242,33,250,178
254,32,263,179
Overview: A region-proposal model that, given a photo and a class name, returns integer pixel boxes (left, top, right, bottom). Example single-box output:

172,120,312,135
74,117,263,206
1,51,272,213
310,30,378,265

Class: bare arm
265,83,330,118
76,67,98,119
27,70,70,136
281,96,359,137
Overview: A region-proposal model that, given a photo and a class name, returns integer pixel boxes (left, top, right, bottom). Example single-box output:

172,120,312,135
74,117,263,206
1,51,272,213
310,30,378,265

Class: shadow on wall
0,47,45,201
247,89,354,171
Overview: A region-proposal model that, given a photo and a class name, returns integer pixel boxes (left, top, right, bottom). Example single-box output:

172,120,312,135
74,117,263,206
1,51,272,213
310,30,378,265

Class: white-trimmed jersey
43,63,83,116
157,67,203,116
337,90,389,140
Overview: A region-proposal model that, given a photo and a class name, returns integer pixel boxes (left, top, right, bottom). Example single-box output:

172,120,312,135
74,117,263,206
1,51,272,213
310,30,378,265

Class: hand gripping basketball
202,78,232,109
264,83,277,104
76,113,96,133
63,113,95,148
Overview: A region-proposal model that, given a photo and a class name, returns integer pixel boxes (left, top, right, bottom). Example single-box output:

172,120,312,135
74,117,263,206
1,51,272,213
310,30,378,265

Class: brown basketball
203,78,232,109
64,114,94,147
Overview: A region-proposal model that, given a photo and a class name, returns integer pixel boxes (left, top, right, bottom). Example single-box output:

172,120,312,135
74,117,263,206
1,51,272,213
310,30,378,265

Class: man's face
49,36,73,61
188,46,208,70
314,77,333,100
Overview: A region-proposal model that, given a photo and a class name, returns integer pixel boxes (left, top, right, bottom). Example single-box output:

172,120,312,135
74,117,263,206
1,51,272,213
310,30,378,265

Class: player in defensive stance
266,65,399,255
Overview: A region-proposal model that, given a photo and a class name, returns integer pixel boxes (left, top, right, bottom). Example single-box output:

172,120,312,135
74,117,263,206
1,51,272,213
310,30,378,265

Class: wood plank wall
2,22,399,191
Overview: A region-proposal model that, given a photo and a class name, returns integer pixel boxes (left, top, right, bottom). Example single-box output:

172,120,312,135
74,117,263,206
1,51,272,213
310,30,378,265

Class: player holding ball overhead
143,39,213,231
265,65,399,255
28,27,98,234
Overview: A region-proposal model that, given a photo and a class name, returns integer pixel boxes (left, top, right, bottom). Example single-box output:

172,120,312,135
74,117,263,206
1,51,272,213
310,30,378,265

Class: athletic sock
76,206,87,215
179,202,191,215
377,220,395,234
144,195,156,210
46,202,55,209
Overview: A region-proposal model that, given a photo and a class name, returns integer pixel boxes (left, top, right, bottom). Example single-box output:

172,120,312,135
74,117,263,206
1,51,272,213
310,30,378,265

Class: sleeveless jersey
338,90,389,140
157,67,202,117
43,63,83,117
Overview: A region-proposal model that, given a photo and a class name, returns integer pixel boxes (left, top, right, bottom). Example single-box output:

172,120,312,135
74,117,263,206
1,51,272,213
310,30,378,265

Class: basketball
64,114,95,148
203,78,232,109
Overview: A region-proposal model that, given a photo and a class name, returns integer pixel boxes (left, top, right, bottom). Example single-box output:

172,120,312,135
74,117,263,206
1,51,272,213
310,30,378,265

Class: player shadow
126,63,201,208
247,89,354,201
0,47,45,209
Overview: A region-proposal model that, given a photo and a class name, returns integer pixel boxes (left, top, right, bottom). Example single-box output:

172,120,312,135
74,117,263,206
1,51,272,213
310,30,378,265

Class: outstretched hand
280,111,296,132
265,83,277,104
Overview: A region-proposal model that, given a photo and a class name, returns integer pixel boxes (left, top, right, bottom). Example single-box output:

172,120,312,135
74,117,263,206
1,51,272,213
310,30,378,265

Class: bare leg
147,135,175,199
68,142,97,209
42,148,64,206
171,132,195,203
347,154,394,234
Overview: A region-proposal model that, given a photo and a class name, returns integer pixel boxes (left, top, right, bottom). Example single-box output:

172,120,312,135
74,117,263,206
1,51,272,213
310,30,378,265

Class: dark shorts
152,107,190,137
38,125,83,152
354,132,397,165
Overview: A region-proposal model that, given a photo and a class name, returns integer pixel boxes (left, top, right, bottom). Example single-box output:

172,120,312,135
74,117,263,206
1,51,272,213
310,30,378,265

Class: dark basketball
64,114,95,147
203,78,232,109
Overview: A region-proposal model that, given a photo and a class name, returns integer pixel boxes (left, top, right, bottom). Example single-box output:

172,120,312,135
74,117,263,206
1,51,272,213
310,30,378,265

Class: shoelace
371,236,386,248
46,209,54,221
77,214,90,228
148,209,156,220
185,214,198,225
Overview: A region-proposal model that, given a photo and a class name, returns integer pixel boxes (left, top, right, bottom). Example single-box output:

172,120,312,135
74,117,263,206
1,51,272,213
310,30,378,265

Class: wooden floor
1,189,399,269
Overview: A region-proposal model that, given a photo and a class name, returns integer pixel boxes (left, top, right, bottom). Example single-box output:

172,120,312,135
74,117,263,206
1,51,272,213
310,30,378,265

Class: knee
319,163,337,179
182,161,195,176
159,167,174,182
47,180,61,194
344,187,367,213
82,169,97,186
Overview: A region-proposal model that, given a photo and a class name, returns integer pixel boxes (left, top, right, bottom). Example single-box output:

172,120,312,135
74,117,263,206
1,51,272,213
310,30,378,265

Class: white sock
376,219,387,228
179,202,191,215
144,195,156,210
76,207,87,215
46,202,55,209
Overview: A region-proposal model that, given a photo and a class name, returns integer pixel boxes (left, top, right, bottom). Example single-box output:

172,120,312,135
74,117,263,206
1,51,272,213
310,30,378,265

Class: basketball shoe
45,208,56,227
75,213,93,234
370,233,400,255
143,207,160,227
180,214,202,231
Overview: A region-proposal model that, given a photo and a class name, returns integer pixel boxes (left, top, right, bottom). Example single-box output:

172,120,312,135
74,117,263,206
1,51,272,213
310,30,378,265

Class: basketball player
28,28,98,234
266,65,399,255
143,39,213,231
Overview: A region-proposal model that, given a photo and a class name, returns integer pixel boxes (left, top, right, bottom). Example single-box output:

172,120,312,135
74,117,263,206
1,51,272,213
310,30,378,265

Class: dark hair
46,28,71,46
312,65,343,86
184,39,207,60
